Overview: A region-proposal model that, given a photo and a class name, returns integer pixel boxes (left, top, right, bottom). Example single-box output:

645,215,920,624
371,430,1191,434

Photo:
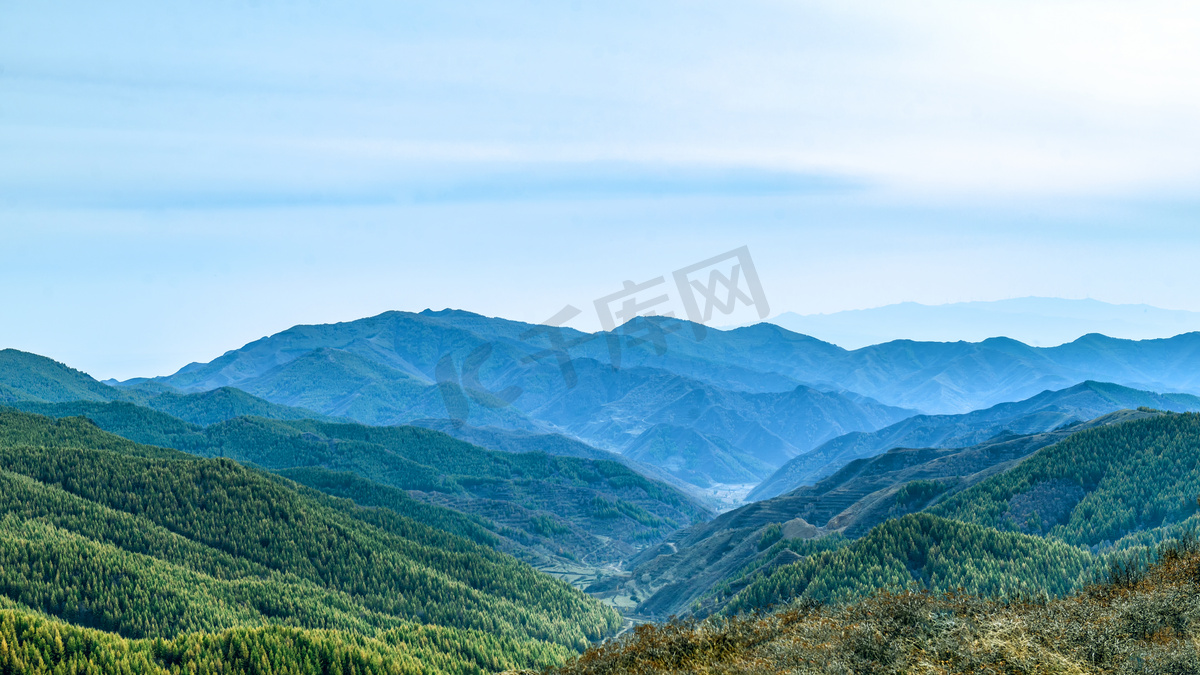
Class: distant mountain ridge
772,297,1200,349
749,381,1200,501
101,309,1200,492
135,309,1200,417
128,311,915,488
0,348,335,425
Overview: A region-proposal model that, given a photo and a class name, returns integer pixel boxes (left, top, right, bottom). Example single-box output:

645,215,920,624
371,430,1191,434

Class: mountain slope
0,608,558,675
0,349,122,403
139,314,913,488
137,385,338,426
712,411,1200,617
760,410,1157,541
8,400,713,574
411,421,620,461
750,381,1200,500
230,347,440,426
930,412,1200,546
0,349,333,424
411,419,714,506
617,406,1183,618
0,408,621,671
624,424,769,487
524,360,912,486
555,538,1200,675
724,513,1096,613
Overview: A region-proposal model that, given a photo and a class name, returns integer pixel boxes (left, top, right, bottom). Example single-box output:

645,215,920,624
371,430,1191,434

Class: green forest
9,346,1200,674
0,409,621,674
723,513,1096,613
10,401,709,566
720,412,1200,614
930,412,1200,546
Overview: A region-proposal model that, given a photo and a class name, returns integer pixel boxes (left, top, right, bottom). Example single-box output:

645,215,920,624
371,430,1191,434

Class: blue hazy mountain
137,311,914,487
618,406,1177,618
111,309,1200,490
691,323,1200,414
749,381,1200,501
0,348,333,424
144,309,1200,416
771,297,1200,349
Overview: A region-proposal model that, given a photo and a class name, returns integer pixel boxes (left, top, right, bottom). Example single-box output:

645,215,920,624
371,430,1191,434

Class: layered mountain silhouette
144,310,1200,415
128,312,914,487
771,297,1200,349
10,305,1200,671
0,348,333,424
107,309,1200,489
749,381,1200,500
614,406,1184,618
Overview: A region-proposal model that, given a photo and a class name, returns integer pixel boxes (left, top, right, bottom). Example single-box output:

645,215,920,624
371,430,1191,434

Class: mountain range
0,407,620,673
771,297,1200,348
137,310,1200,418
6,307,1200,673
102,310,1200,494
611,407,1198,618
117,312,916,489
749,380,1200,501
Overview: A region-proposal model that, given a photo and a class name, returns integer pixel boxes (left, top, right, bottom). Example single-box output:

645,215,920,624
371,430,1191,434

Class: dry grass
521,540,1200,675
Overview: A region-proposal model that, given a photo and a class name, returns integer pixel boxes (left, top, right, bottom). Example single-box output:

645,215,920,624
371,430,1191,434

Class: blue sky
2,0,1199,379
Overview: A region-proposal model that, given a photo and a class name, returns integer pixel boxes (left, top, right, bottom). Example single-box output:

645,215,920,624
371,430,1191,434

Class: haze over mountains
124,311,920,489
128,306,1200,425
612,408,1200,619
750,381,1200,501
772,297,1200,349
6,306,1200,673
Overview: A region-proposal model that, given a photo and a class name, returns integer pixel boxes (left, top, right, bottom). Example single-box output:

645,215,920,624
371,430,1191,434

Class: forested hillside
721,513,1095,614
624,409,1200,619
7,400,711,572
610,411,1137,617
0,349,118,403
711,412,1200,615
931,411,1200,546
750,381,1200,500
0,350,332,424
0,608,548,675
556,535,1200,675
0,409,621,673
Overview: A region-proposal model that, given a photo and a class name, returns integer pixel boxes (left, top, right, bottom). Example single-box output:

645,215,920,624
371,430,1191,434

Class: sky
2,0,1199,379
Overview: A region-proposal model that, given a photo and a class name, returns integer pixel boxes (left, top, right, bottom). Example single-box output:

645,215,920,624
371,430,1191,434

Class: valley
3,317,1200,674
6,1,1192,671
